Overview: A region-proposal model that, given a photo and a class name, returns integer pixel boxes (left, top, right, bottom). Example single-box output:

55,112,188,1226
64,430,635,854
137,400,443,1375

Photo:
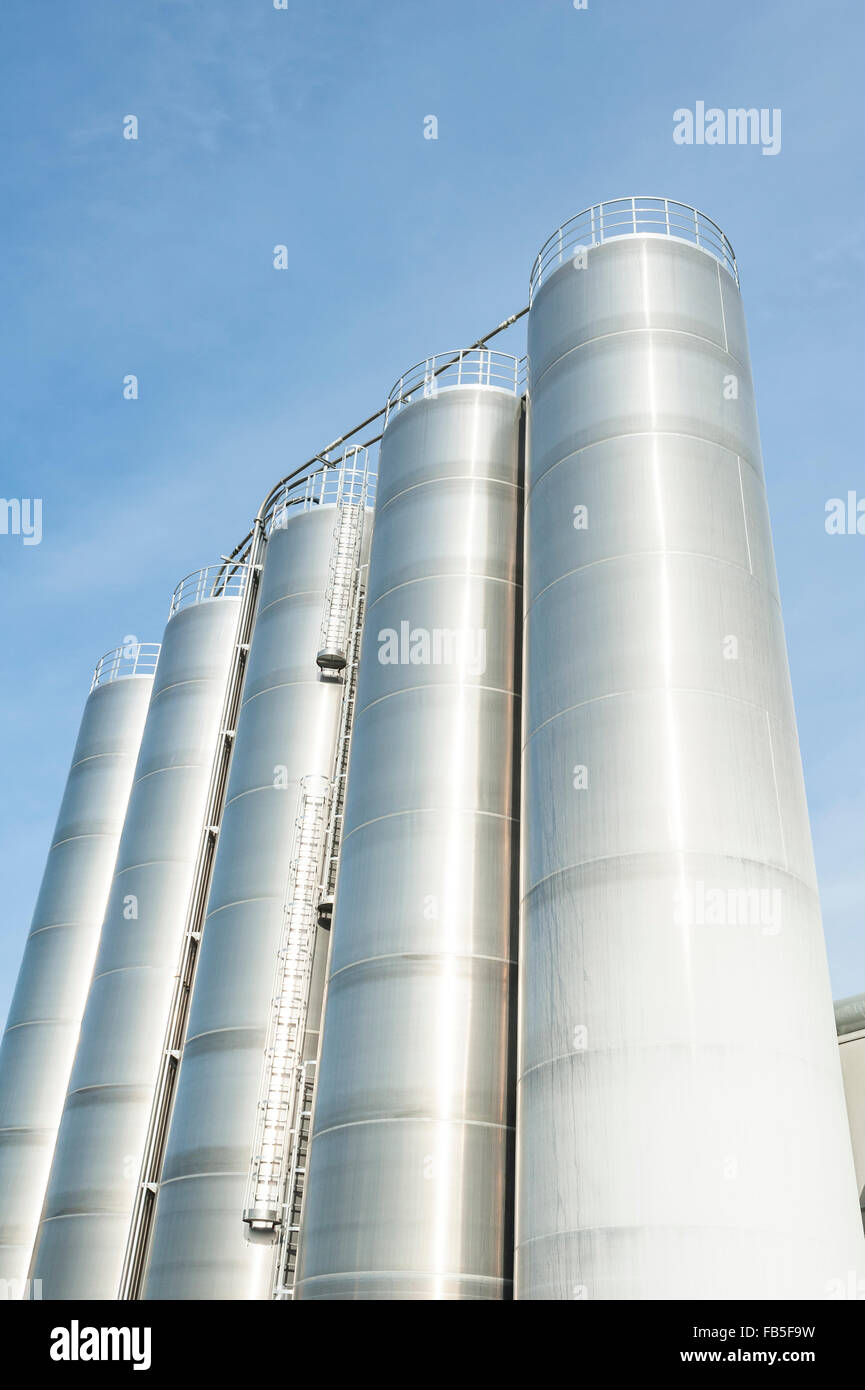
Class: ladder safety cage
321,575,365,907
243,776,332,1233
316,445,375,674
274,1059,318,1299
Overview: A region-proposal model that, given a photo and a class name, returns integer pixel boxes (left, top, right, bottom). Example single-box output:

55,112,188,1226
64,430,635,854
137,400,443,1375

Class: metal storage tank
0,646,156,1295
296,351,524,1301
28,568,245,1300
515,197,865,1299
836,994,865,1236
142,453,374,1300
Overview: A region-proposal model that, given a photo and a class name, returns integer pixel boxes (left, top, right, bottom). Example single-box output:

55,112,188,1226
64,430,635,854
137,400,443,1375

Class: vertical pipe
0,651,155,1295
296,368,523,1300
29,583,242,1299
516,202,864,1299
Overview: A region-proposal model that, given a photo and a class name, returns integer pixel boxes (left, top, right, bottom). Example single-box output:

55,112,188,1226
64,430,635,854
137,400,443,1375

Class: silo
296,351,523,1301
29,568,245,1300
142,453,374,1300
0,645,156,1296
516,197,864,1299
836,994,865,1236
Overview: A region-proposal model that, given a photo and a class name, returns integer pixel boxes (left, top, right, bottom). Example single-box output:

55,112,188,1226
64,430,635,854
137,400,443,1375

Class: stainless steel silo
0,646,156,1296
836,994,865,1237
142,453,374,1300
28,569,245,1300
295,351,523,1301
516,197,864,1299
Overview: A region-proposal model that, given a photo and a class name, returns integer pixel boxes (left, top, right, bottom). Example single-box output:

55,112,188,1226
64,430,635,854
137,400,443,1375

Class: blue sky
0,0,862,1021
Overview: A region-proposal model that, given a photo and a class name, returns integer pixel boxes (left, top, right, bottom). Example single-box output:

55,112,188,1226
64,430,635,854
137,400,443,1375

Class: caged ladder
242,778,330,1234
316,448,369,673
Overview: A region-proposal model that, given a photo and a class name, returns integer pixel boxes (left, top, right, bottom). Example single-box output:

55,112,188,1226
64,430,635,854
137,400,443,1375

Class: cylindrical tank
142,457,374,1300
0,646,156,1295
29,570,245,1299
516,197,864,1299
296,350,524,1301
836,994,865,1236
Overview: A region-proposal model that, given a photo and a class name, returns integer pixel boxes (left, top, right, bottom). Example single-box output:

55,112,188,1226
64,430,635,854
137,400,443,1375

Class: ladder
320,581,365,912
316,456,369,673
273,1060,316,1299
270,573,368,1296
242,778,330,1231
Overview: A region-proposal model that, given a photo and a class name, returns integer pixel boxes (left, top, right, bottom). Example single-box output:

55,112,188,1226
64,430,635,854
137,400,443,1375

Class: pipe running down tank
0,646,156,1295
515,197,864,1299
296,351,524,1300
142,452,374,1300
28,569,245,1299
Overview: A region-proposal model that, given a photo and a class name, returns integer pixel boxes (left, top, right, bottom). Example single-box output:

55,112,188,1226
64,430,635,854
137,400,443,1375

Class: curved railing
529,196,738,302
169,563,250,618
90,643,161,691
268,444,377,535
384,348,526,427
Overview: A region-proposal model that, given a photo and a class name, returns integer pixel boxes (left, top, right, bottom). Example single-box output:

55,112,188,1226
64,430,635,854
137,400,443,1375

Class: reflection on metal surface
296,370,523,1301
0,657,155,1292
516,224,863,1299
28,593,241,1299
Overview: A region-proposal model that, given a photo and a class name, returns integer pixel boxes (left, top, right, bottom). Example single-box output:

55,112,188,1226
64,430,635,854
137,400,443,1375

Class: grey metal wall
836,995,865,1235
516,215,865,1298
29,593,241,1299
142,504,370,1300
296,381,523,1300
0,658,154,1293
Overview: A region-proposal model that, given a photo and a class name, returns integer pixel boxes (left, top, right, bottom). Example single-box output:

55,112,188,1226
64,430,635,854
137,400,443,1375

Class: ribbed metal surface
296,382,523,1300
516,223,865,1298
0,663,153,1292
837,995,865,1233
142,504,371,1300
29,596,241,1299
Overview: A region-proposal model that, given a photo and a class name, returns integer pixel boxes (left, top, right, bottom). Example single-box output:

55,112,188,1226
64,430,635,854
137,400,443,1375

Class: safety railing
384,348,526,427
90,643,161,691
529,196,738,302
168,563,250,618
268,444,377,535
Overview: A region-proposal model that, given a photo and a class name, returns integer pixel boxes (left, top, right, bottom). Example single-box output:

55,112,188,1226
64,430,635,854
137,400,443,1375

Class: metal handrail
384,348,527,428
90,643,161,691
529,196,738,302
168,563,250,618
268,444,377,535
